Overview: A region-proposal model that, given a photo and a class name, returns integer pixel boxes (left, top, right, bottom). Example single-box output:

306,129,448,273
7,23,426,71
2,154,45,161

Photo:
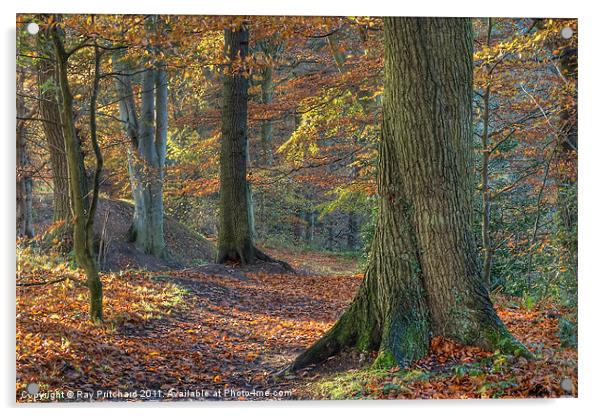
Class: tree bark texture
51,26,103,321
292,17,530,371
217,26,263,264
37,35,71,226
114,22,168,258
16,71,35,238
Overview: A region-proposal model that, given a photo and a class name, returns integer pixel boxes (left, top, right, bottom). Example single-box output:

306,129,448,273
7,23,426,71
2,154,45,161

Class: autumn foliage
15,14,577,402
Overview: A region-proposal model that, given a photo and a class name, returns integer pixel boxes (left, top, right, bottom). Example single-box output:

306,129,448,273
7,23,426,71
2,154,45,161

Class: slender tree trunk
480,18,494,289
347,212,359,251
255,38,282,166
37,35,71,227
260,65,275,166
16,72,35,238
326,219,335,251
291,17,530,371
305,210,315,243
51,25,103,321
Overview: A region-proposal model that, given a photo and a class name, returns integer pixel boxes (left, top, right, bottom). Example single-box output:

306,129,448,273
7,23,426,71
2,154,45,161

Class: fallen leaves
16,247,576,402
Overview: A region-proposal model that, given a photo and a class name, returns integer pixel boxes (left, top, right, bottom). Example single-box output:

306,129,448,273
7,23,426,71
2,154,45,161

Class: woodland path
109,248,363,401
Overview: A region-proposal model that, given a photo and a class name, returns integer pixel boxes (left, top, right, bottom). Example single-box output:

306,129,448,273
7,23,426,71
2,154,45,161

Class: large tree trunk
114,21,167,258
217,26,290,268
217,26,257,263
37,36,71,227
291,17,529,371
16,71,35,239
127,63,167,257
51,25,103,321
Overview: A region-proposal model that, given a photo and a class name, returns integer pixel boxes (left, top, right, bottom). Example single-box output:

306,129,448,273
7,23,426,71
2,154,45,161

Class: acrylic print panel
15,14,577,402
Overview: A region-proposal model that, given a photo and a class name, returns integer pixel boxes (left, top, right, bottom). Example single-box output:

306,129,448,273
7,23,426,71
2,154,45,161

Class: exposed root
479,321,534,359
290,318,350,372
217,245,295,273
253,247,295,273
289,290,532,373
289,293,379,371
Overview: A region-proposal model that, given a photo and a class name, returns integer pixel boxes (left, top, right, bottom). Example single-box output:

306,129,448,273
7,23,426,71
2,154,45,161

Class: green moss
306,366,431,400
482,324,534,359
355,328,372,352
310,371,370,400
373,349,396,369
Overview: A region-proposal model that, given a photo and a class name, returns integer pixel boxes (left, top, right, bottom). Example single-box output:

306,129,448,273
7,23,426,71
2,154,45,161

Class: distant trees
292,17,530,370
471,18,577,296
254,38,283,167
542,19,578,272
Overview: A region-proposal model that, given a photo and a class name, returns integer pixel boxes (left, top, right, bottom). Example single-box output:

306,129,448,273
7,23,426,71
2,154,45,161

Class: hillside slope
36,197,216,271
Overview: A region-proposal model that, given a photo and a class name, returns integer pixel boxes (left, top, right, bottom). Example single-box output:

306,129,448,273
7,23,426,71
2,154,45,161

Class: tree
291,17,530,370
217,25,257,263
478,18,494,289
37,32,72,230
114,16,168,258
254,38,283,166
217,24,288,266
50,22,103,321
16,68,35,239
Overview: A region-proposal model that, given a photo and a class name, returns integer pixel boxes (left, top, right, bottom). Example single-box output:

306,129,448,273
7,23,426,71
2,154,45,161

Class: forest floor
16,244,577,402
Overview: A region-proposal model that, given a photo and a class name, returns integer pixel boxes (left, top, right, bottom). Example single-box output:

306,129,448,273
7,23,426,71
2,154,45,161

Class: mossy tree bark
292,17,530,371
51,25,103,321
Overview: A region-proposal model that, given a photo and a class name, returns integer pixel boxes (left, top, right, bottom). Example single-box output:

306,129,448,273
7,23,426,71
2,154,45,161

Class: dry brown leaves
16,248,576,402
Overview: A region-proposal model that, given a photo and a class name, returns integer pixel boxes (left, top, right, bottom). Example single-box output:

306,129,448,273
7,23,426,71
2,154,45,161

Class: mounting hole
561,27,574,39
26,22,40,35
26,382,40,395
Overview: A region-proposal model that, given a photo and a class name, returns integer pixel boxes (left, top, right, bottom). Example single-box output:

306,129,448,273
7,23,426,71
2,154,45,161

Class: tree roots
216,245,295,273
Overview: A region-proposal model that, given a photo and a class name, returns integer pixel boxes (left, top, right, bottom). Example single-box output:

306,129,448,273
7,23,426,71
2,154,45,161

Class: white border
3,1,600,415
